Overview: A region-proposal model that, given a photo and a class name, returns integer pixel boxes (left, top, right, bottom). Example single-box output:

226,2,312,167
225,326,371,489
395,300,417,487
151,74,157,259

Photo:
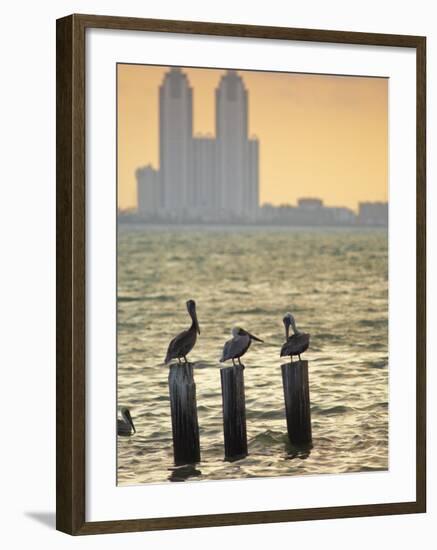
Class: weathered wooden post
281,360,312,446
220,364,248,461
168,363,201,466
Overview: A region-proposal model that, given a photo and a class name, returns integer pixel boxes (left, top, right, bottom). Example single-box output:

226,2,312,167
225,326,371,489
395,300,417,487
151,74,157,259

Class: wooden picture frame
56,13,426,535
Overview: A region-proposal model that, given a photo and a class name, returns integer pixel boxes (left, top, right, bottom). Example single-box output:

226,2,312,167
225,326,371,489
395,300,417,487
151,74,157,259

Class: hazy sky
118,64,387,212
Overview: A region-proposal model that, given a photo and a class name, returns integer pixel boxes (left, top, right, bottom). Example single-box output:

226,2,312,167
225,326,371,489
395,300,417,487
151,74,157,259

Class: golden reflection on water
117,226,388,485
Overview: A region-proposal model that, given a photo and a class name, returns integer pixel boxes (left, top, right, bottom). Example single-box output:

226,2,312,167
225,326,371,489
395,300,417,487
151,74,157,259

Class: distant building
258,199,356,226
136,165,161,218
358,202,388,226
328,207,356,225
135,67,260,223
215,70,259,220
159,67,193,218
246,138,260,221
192,135,217,219
297,198,324,209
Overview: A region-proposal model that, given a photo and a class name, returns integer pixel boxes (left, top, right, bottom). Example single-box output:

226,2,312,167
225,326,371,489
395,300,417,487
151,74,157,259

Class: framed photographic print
56,14,426,535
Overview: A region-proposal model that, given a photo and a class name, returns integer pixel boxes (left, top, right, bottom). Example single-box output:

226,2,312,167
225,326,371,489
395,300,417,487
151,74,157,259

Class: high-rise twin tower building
136,67,260,222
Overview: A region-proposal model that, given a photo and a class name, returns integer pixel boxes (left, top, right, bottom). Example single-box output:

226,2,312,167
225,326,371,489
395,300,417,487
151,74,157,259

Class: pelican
165,299,200,364
117,407,136,436
220,327,263,366
280,312,310,363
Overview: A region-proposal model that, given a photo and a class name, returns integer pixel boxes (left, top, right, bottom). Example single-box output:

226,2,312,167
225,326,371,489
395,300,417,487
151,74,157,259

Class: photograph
116,63,389,486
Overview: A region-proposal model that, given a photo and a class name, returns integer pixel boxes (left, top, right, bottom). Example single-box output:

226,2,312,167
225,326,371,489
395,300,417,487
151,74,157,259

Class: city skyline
118,64,388,212
137,67,259,223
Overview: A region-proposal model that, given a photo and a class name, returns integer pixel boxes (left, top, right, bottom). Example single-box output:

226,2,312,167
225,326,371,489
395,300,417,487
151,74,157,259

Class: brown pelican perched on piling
165,299,200,364
280,312,310,363
117,407,136,436
220,327,263,366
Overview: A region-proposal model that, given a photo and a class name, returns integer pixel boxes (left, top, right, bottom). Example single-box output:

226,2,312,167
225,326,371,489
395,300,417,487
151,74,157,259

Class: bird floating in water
165,299,200,364
117,407,136,436
220,327,263,366
280,312,310,363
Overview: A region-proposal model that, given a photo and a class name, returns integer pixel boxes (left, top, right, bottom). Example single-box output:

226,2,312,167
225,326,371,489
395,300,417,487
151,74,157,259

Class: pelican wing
165,329,197,363
220,334,250,362
165,330,188,362
220,338,234,362
280,333,310,357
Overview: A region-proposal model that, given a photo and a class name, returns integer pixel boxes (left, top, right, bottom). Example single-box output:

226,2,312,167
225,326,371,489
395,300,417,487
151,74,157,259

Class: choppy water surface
117,226,388,485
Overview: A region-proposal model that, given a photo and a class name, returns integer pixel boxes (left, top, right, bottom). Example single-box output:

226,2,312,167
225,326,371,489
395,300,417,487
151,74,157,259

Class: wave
118,294,173,303
118,296,142,303
351,465,387,472
246,408,284,420
358,319,388,327
229,307,269,315
249,429,287,446
312,404,354,416
358,401,388,411
367,361,388,369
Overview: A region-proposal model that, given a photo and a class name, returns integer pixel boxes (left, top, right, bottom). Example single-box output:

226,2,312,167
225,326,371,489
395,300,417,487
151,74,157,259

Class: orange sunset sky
117,64,388,212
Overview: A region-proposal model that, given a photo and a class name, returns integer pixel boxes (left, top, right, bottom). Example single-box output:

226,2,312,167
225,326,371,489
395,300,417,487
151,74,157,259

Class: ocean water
117,225,388,485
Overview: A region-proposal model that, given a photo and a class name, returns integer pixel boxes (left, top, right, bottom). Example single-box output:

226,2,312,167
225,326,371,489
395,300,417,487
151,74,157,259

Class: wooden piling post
220,364,248,461
281,360,312,446
168,363,201,466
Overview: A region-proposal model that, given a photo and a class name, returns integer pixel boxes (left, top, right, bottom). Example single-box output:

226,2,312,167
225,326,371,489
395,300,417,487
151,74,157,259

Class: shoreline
118,221,388,232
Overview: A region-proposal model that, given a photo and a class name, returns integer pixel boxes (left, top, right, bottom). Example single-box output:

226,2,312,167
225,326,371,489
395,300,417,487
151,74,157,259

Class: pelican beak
194,311,200,335
283,316,291,339
249,332,263,343
126,410,136,434
188,302,200,335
